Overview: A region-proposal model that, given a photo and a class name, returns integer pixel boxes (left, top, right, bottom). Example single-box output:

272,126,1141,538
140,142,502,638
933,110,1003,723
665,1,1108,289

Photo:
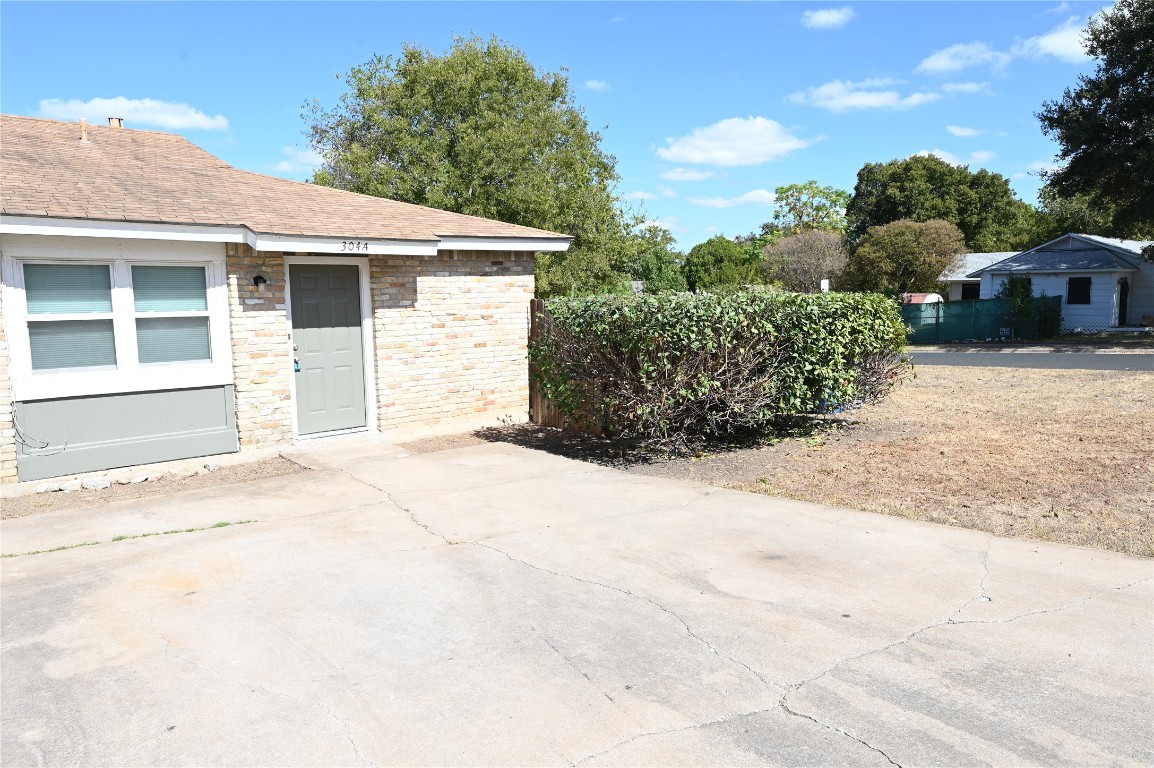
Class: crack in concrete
571,707,776,767
330,466,459,545
539,634,617,705
776,559,1152,768
476,540,781,694
948,575,1153,627
777,698,902,767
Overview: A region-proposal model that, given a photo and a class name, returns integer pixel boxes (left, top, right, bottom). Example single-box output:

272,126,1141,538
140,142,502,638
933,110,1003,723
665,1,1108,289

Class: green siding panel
15,386,238,481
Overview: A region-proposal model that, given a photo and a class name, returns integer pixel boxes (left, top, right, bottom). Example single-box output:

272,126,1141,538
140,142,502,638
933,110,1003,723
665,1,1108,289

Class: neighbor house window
1067,277,1092,304
961,283,980,300
23,264,117,370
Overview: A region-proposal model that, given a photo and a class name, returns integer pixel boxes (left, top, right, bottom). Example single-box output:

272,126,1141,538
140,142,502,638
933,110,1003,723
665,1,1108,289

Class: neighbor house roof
940,252,1016,282
0,115,571,245
966,234,1149,277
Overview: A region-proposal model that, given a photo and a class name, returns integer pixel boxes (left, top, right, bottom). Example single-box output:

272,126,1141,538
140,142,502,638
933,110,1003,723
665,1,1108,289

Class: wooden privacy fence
528,298,566,429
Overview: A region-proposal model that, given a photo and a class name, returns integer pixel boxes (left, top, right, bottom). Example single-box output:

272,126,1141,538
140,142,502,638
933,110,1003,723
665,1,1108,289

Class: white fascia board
251,232,438,256
437,236,572,253
0,215,246,242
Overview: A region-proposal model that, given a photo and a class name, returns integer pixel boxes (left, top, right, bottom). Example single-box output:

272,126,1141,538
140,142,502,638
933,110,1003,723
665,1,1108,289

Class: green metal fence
902,297,1062,343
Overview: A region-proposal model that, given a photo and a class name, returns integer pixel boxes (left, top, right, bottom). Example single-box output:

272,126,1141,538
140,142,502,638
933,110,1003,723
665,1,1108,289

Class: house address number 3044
341,240,371,252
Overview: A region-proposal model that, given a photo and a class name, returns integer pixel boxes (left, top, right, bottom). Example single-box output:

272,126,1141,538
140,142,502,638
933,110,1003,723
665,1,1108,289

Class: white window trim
282,255,378,439
2,246,232,401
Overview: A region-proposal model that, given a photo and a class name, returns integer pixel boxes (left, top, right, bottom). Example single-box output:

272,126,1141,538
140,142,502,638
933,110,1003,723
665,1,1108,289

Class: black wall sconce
253,275,268,290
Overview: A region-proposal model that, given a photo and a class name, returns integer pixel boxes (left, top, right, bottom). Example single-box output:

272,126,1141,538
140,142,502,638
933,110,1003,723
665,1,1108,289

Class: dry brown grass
630,366,1154,557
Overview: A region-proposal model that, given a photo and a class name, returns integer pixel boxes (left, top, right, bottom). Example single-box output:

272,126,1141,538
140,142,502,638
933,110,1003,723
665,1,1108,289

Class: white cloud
916,42,1012,73
623,190,658,201
37,97,229,131
584,79,611,92
657,117,813,166
789,78,940,112
1047,2,1071,13
687,189,776,208
916,148,963,165
802,7,854,29
941,81,991,94
271,146,323,174
1014,16,1088,63
660,167,714,181
657,185,677,198
644,217,682,231
947,125,983,137
914,149,996,166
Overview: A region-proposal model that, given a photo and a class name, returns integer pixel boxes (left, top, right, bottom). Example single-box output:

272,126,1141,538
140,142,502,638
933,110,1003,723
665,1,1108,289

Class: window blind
136,317,211,363
28,320,117,370
132,266,208,312
24,264,113,314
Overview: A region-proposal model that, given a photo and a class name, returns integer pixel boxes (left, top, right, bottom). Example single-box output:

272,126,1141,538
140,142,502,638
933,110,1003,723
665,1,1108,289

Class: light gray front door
290,264,367,435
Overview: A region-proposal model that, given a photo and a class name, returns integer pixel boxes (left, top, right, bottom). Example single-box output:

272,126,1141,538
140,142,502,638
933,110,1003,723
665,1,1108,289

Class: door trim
283,255,377,439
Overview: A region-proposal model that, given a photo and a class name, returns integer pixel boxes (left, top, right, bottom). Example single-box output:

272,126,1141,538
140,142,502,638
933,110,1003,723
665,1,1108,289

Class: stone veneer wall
225,244,294,449
0,287,16,483
370,250,535,433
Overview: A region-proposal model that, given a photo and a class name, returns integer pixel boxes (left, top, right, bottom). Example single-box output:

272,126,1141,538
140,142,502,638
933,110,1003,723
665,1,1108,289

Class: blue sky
1,1,1109,248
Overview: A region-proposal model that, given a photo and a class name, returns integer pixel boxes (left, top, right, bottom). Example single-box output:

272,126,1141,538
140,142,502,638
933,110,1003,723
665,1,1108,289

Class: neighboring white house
971,234,1154,332
940,252,1016,301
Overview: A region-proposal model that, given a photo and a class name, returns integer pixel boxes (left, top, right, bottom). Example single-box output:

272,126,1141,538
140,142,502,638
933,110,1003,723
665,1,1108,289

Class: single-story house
940,252,1016,301
970,234,1154,333
0,115,571,483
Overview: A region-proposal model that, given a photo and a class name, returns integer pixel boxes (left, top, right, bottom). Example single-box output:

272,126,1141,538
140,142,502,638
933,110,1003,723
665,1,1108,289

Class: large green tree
846,155,1036,252
771,181,850,234
682,236,761,292
737,180,849,263
845,219,967,297
305,35,634,296
612,224,687,293
1037,0,1154,237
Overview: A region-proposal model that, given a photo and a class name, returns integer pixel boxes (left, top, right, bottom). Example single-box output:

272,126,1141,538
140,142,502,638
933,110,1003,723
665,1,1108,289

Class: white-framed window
2,236,232,401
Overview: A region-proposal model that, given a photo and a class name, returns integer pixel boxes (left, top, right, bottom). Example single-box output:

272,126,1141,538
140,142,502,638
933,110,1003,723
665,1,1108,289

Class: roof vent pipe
108,117,124,128
78,118,89,143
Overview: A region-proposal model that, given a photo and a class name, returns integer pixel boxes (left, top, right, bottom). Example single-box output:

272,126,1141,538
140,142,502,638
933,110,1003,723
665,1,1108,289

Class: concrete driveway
2,438,1151,767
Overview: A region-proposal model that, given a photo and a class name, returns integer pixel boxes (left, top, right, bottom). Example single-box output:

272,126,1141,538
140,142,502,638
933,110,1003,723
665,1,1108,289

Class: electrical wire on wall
12,410,68,456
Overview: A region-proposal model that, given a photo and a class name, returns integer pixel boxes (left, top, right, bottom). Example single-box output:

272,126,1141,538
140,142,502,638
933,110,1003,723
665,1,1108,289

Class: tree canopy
612,224,687,293
762,231,848,293
682,236,761,292
844,219,966,297
770,181,850,235
305,35,637,296
845,155,1035,252
1037,0,1154,237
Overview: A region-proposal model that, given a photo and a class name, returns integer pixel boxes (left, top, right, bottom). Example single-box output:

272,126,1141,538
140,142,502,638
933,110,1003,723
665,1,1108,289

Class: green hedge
530,290,910,446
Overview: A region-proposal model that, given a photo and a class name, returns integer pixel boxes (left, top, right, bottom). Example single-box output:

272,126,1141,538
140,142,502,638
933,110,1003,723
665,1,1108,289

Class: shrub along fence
528,291,910,449
902,296,1062,343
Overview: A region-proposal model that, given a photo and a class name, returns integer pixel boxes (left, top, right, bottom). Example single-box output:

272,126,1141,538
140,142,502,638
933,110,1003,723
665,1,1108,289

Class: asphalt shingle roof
941,252,1016,281
0,115,570,243
965,235,1150,277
